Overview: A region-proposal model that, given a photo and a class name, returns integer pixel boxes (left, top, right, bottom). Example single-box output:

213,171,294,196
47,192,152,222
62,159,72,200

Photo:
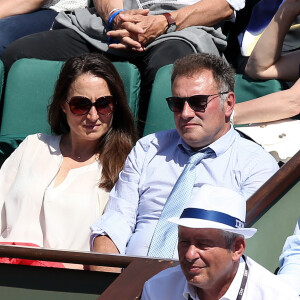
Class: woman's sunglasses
166,92,229,113
66,96,114,116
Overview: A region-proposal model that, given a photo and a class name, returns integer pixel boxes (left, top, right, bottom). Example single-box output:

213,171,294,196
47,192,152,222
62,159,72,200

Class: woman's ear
61,102,67,114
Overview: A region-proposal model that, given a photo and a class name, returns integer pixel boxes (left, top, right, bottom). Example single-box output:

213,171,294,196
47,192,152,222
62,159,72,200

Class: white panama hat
168,185,257,239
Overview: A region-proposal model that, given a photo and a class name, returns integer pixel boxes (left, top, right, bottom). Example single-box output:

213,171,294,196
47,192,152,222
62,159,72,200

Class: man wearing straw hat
141,185,299,300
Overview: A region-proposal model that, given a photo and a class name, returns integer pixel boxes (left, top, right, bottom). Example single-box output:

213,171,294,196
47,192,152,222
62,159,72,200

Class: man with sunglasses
90,53,279,265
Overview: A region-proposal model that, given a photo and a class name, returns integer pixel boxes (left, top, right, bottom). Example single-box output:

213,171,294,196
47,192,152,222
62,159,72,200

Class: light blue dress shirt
91,127,278,257
278,218,300,295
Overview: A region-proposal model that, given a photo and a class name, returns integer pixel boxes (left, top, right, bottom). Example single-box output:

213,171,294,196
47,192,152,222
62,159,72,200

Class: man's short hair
221,230,244,251
171,53,235,105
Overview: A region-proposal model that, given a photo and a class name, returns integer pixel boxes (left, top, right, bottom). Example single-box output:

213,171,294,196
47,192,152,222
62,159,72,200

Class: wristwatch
162,13,177,34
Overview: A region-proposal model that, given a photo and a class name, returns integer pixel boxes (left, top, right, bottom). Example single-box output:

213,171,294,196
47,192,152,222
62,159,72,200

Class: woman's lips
83,124,100,130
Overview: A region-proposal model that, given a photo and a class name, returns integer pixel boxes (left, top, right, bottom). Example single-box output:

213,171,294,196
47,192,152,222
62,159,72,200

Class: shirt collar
177,126,236,157
183,280,199,300
182,256,245,300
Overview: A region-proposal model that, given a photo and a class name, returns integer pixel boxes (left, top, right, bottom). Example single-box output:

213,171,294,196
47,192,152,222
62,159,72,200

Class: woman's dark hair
48,53,137,191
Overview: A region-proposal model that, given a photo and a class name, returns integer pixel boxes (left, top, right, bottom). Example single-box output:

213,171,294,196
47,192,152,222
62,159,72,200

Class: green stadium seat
113,61,141,122
143,64,174,136
234,74,286,103
0,59,4,101
0,59,64,136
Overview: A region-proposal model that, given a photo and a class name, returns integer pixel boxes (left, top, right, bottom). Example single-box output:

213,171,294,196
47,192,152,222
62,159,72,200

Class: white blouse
0,133,109,252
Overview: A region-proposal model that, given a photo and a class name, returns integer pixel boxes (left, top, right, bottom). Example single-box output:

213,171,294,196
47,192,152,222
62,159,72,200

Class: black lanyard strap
188,255,249,300
236,255,249,300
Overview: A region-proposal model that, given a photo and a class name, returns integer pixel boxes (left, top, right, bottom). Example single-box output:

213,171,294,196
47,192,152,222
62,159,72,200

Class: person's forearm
93,0,123,24
90,235,121,272
171,0,234,31
245,0,300,80
92,235,119,254
0,0,45,19
234,79,300,124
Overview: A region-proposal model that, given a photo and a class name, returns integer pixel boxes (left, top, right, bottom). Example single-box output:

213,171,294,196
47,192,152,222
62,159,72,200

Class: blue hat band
180,208,245,229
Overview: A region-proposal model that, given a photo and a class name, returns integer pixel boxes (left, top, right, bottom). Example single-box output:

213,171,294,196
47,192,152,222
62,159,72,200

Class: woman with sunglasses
0,53,137,262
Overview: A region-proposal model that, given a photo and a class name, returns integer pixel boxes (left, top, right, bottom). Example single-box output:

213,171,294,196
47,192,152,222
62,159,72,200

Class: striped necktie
148,148,214,258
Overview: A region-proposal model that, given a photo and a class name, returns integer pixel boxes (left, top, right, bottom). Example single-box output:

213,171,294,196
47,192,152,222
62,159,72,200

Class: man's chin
182,136,208,150
184,267,206,281
186,273,207,288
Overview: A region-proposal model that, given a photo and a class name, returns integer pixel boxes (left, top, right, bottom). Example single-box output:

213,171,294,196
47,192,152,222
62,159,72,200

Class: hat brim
169,217,257,239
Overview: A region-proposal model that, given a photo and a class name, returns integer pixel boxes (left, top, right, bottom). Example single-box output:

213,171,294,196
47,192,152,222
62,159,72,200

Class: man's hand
107,9,149,51
107,25,145,51
108,13,168,51
112,9,150,30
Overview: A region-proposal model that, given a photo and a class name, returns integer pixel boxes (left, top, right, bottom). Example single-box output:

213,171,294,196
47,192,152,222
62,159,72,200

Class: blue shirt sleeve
277,218,300,295
90,138,149,254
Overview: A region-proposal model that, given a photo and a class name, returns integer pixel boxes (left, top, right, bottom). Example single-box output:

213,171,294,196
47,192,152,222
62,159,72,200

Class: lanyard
188,256,249,300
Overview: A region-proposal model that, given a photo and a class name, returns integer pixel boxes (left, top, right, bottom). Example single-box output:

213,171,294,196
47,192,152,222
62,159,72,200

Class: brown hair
48,53,137,191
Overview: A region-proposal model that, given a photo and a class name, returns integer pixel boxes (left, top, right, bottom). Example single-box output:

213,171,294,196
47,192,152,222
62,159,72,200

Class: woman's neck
60,134,98,161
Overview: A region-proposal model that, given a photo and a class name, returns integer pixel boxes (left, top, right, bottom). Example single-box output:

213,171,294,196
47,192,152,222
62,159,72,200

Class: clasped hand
107,9,167,51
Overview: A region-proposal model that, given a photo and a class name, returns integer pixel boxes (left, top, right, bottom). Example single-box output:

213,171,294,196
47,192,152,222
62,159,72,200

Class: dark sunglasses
66,96,114,116
166,92,229,113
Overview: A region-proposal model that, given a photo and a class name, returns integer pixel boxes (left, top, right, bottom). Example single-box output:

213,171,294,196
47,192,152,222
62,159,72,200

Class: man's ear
224,91,235,118
232,236,246,262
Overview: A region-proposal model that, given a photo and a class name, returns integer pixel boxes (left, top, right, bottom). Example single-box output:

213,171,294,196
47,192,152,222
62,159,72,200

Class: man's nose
181,101,195,118
185,244,200,262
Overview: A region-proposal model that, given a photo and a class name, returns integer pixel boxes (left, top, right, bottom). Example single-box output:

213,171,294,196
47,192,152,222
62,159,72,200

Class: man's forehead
174,69,212,79
172,70,218,89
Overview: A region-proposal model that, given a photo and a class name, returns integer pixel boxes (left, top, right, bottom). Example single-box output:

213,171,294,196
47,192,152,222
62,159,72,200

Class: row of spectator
0,0,299,298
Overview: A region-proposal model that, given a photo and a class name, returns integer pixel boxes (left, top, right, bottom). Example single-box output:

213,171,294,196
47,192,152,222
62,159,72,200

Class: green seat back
234,74,286,103
112,61,140,122
0,60,4,102
143,64,174,136
0,59,64,136
246,179,300,272
0,59,140,136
